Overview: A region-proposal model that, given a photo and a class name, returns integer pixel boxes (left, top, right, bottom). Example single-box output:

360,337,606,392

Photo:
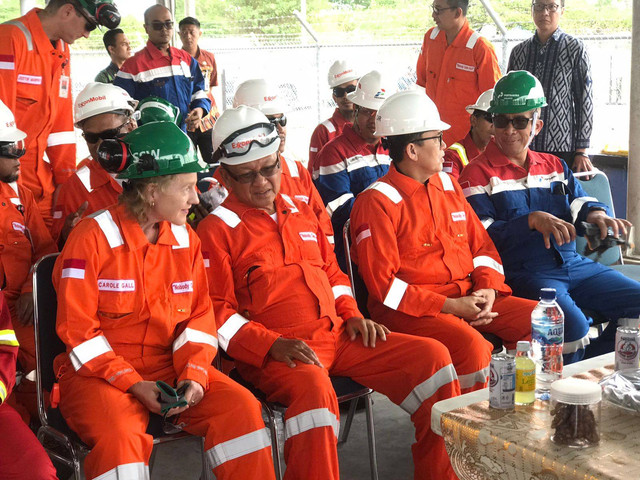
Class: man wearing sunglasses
443,89,494,179
416,0,501,146
0,0,116,228
459,71,640,364
50,83,138,247
0,100,58,425
198,105,460,480
508,1,594,176
316,70,391,272
114,5,210,134
308,60,359,178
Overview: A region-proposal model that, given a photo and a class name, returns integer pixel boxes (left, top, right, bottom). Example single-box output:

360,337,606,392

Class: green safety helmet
136,96,182,126
76,0,121,29
488,71,547,114
96,121,206,179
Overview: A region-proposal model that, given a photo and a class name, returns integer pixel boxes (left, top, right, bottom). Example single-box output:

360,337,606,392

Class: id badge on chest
59,75,70,98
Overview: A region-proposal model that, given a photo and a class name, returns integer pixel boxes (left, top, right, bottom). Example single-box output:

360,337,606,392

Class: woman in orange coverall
52,121,275,480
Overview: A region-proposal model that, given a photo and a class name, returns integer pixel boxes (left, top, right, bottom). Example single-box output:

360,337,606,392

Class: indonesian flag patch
61,259,86,280
202,252,210,268
355,224,371,245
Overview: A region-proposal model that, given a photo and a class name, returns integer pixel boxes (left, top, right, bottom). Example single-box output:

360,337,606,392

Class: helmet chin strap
526,111,539,148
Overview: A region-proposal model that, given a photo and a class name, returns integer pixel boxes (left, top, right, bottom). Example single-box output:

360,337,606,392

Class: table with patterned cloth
434,353,640,480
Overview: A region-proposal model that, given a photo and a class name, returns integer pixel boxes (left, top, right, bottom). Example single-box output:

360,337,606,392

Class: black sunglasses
82,119,130,144
72,3,98,32
332,85,356,98
223,158,281,184
149,20,174,31
268,115,287,127
492,115,534,130
474,111,493,123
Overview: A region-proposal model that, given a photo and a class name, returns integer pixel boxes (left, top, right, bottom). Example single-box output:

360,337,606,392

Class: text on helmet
79,95,107,108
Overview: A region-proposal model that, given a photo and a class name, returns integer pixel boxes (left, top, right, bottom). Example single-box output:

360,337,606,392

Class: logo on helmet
79,95,107,108
335,69,353,79
263,96,277,102
374,90,386,99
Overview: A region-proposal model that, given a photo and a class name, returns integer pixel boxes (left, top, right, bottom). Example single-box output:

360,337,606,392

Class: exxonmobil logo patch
78,95,106,108
232,133,265,150
263,95,277,102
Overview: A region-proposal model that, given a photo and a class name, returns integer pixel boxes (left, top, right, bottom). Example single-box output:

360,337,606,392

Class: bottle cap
516,341,530,352
550,378,602,405
540,288,556,301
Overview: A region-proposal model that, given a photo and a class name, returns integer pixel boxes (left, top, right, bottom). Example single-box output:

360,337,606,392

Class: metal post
185,0,196,18
477,0,509,71
629,3,640,253
221,68,227,112
20,0,36,15
293,10,321,124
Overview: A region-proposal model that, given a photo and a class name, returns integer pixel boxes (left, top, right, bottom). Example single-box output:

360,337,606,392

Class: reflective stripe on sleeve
285,407,339,441
0,329,19,347
326,193,354,217
466,31,480,49
457,366,489,389
472,256,504,275
69,335,113,371
206,427,271,469
481,218,495,229
570,196,599,223
217,313,249,351
400,364,458,415
173,327,218,353
47,131,76,147
448,143,469,166
321,119,336,133
191,90,208,101
76,166,93,193
367,182,402,204
438,172,455,191
93,210,124,248
93,462,149,480
383,277,408,310
332,285,353,300
0,380,7,403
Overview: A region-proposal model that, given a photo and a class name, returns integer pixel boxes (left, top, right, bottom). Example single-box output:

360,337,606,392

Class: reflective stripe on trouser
59,365,275,480
238,328,460,480
379,295,535,394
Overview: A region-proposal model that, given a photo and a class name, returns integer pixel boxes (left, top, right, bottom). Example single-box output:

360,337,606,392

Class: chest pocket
169,281,193,326
97,283,137,329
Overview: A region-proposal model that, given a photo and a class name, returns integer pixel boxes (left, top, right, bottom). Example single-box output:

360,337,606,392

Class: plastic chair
342,219,504,353
33,253,209,479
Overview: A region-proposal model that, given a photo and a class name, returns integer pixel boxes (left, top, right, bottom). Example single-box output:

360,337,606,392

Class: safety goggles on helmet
149,20,174,31
82,117,131,144
222,157,281,184
218,122,280,159
333,85,356,98
268,115,287,128
0,139,26,159
492,115,534,130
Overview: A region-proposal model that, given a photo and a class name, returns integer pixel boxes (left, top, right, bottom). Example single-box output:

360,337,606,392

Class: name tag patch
294,195,310,204
12,221,25,233
17,74,42,85
299,231,318,242
451,211,466,222
455,63,475,72
172,281,193,294
98,279,135,292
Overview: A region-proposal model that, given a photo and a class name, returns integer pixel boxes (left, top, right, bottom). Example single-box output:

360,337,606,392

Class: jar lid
551,378,602,405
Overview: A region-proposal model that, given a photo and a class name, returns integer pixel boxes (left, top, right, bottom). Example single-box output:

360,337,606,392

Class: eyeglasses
268,115,288,127
82,118,131,144
411,132,444,147
332,85,357,98
357,106,377,118
149,20,174,31
72,3,98,32
431,4,457,15
474,111,493,123
0,139,26,159
492,115,534,130
223,158,281,184
532,2,561,13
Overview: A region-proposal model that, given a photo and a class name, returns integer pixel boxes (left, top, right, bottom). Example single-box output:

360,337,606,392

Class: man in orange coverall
0,291,58,480
0,100,57,419
198,105,461,480
53,122,275,480
51,82,138,245
416,0,501,146
0,0,114,227
350,90,535,394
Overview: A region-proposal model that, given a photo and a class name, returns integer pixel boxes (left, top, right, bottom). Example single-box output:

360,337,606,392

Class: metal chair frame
33,253,209,479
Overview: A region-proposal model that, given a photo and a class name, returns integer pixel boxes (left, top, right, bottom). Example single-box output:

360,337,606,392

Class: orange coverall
0,291,58,480
197,192,460,480
443,131,480,180
53,204,275,480
213,154,335,244
50,157,122,244
0,9,77,227
416,20,501,146
350,165,534,393
308,108,350,178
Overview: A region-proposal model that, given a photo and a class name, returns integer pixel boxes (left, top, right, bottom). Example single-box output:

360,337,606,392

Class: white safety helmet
212,106,281,166
327,60,359,88
232,79,286,116
74,82,138,127
374,90,450,137
347,70,387,110
0,100,26,143
465,89,494,115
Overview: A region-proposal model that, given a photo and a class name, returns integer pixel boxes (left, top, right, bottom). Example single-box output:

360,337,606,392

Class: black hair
102,28,124,53
385,132,426,164
178,16,201,29
446,0,469,15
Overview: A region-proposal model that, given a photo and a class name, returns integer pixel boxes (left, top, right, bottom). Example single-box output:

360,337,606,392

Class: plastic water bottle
531,288,564,400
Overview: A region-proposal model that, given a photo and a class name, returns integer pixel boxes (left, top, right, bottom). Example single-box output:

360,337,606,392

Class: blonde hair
119,175,176,223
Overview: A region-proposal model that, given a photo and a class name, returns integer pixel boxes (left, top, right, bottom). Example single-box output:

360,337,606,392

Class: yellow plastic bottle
515,340,536,405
